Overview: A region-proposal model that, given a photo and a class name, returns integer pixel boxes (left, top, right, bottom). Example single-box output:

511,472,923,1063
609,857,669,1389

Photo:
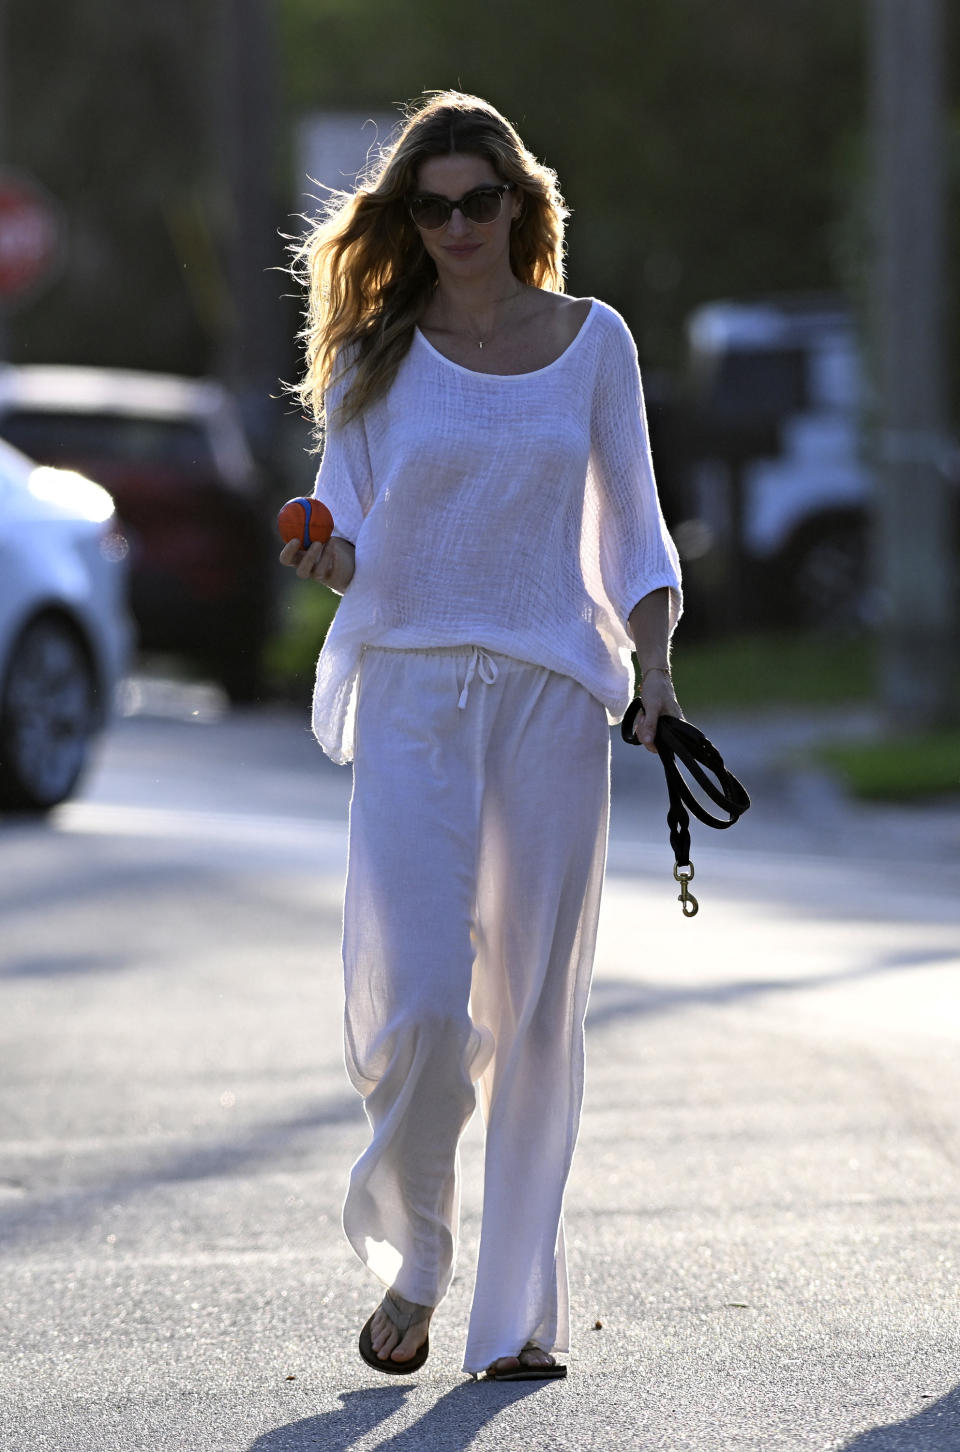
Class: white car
0,436,131,809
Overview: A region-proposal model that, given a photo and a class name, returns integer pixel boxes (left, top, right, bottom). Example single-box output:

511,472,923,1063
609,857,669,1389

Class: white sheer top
309,298,682,764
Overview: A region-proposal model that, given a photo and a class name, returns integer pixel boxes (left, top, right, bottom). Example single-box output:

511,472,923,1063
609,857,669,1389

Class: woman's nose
446,205,471,236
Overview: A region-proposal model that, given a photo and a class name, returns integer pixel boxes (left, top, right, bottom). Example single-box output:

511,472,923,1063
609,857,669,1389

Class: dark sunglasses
408,183,514,231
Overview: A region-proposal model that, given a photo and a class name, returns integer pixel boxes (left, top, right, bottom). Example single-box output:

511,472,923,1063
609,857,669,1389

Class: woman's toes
370,1310,399,1359
366,1296,431,1363
487,1354,522,1376
390,1325,428,1363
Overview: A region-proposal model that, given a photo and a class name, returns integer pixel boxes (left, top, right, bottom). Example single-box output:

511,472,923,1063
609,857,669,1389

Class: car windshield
0,411,217,473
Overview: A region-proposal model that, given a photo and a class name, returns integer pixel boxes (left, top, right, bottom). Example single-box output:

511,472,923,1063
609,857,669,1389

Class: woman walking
281,91,683,1381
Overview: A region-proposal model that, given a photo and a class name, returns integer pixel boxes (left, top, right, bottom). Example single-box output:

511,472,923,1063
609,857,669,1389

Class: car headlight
28,465,116,523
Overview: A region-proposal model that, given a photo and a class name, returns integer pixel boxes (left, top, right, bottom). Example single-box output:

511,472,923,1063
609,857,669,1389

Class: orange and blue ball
277,497,334,550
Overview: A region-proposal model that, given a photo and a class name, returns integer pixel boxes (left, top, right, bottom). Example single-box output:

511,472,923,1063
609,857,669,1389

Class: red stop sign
0,170,63,304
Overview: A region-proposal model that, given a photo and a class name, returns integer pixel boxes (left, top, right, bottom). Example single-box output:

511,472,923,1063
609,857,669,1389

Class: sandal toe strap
382,1291,432,1334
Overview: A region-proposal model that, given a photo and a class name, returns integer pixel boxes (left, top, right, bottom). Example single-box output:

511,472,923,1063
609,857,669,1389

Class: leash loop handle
621,697,750,917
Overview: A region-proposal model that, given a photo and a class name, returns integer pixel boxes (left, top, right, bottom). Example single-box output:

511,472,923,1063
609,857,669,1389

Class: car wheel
0,616,97,810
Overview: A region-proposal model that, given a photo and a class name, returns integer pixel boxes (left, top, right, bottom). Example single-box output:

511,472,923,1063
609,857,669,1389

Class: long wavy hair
292,91,569,434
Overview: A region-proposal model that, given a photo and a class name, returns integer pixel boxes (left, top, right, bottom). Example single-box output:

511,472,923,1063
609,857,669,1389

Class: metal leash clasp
673,861,699,918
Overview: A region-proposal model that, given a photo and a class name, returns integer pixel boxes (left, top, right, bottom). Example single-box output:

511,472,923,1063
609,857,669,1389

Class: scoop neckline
414,298,597,379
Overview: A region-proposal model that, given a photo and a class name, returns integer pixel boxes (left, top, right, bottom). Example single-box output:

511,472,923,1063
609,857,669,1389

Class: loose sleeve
589,314,682,633
310,363,374,545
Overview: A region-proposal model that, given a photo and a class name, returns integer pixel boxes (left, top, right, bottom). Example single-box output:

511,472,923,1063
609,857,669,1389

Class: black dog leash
621,699,751,917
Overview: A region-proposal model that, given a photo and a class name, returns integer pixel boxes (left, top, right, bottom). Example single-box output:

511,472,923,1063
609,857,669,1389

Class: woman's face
411,153,521,280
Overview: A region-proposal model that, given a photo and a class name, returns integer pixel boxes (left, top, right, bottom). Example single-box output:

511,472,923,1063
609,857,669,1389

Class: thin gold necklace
451,282,523,350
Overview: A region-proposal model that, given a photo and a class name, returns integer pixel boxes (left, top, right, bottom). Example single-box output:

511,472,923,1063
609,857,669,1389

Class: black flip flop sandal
358,1290,431,1376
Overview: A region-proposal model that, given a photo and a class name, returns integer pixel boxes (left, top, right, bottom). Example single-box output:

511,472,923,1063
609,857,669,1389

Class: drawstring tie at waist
458,648,499,709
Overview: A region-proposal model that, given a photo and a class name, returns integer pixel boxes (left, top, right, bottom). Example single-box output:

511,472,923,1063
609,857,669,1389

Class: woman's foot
370,1294,432,1364
358,1290,432,1375
483,1343,566,1380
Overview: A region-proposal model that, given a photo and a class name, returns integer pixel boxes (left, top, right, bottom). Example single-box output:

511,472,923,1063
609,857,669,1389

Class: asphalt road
1,681,958,1452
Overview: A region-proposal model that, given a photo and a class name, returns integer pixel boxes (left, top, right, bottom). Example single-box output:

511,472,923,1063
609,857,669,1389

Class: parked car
0,367,275,700
680,296,875,630
0,437,131,809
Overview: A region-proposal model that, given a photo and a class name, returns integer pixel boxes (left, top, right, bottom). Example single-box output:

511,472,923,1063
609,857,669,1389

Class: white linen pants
341,645,610,1374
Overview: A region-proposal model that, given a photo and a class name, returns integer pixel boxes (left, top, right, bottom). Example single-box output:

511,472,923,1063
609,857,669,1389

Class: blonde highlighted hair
292,91,569,433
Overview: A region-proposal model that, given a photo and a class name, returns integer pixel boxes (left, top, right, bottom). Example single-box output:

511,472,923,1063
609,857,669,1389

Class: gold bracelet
642,665,672,679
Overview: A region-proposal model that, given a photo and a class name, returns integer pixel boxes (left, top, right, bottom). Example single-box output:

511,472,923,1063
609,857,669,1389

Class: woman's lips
444,244,481,256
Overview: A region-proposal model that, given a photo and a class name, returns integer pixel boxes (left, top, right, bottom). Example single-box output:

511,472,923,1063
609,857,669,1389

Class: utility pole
868,0,956,725
211,0,284,462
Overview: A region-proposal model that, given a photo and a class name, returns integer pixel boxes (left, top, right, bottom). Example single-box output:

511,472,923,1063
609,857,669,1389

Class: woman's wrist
640,663,672,679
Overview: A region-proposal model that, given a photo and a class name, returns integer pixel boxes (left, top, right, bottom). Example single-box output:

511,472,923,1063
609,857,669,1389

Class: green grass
818,732,960,801
269,614,878,715
668,632,960,800
264,581,340,690
667,631,875,713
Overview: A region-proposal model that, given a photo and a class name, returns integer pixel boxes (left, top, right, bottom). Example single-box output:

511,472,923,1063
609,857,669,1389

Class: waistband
362,644,509,710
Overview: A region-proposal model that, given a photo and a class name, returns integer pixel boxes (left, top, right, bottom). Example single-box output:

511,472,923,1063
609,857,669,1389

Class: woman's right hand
279,536,356,594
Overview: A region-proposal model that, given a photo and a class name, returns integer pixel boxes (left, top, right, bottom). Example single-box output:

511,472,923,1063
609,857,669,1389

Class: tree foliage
4,0,957,401
6,0,219,371
280,0,867,366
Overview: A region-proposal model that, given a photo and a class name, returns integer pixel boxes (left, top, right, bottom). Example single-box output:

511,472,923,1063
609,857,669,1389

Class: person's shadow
838,1384,960,1451
247,1379,550,1452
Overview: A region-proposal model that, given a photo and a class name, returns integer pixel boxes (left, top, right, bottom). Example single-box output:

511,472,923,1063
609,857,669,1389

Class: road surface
1,682,958,1451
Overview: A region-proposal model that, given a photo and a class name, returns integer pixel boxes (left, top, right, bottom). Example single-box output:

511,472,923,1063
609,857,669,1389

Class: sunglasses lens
461,188,504,223
410,197,449,229
410,187,508,229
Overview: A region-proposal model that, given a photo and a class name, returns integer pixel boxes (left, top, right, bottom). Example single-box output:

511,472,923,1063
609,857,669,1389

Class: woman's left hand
625,589,683,752
630,672,683,753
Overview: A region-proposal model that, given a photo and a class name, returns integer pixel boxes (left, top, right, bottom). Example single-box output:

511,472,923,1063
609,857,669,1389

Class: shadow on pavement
0,950,133,979
584,942,956,1032
0,847,211,916
839,1384,960,1450
6,946,949,1248
248,1379,547,1452
0,1095,361,1252
248,1387,408,1452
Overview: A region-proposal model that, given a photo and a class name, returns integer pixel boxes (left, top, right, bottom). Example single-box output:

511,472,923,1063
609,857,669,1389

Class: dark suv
0,366,275,700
